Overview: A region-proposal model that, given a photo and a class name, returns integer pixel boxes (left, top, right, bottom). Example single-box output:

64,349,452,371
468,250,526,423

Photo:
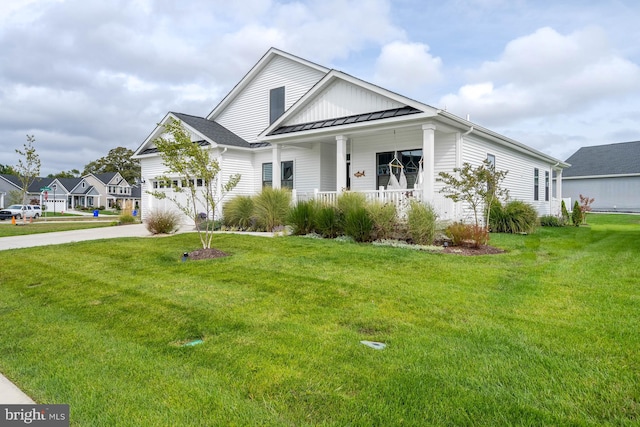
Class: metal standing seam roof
267,106,422,136
139,140,211,155
564,140,640,177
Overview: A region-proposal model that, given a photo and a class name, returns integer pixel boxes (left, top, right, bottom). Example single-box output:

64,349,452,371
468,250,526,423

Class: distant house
563,141,640,212
0,172,141,212
83,172,139,210
0,174,50,208
133,47,569,224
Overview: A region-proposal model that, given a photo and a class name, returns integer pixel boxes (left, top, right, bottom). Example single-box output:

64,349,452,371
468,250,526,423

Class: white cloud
440,26,640,126
373,41,443,93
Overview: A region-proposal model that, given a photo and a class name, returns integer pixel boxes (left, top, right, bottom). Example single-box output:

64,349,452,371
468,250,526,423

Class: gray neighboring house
0,174,52,208
563,141,640,212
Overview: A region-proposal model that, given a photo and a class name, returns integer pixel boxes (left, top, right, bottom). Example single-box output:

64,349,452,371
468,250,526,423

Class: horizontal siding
215,56,325,143
286,80,404,125
462,135,555,217
563,177,640,212
221,150,254,198
320,142,336,191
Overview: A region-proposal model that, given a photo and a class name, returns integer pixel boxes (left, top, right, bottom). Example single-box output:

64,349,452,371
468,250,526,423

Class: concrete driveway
0,223,189,251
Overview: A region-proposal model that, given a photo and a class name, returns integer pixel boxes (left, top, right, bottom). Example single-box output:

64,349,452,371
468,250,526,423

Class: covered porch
267,119,459,220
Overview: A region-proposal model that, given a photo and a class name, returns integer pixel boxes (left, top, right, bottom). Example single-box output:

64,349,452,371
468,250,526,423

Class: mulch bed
443,245,505,256
187,248,229,260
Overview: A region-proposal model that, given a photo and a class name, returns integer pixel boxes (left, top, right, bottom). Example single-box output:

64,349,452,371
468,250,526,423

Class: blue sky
1,0,639,175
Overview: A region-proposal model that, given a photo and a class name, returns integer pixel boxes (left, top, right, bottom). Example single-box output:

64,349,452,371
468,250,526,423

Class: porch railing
293,187,452,219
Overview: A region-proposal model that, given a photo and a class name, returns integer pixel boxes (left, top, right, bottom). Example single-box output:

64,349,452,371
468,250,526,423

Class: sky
1,0,639,176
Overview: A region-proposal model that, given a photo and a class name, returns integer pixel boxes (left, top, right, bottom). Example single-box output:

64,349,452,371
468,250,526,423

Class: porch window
269,86,285,125
534,168,539,201
376,149,422,189
262,161,294,188
545,171,549,201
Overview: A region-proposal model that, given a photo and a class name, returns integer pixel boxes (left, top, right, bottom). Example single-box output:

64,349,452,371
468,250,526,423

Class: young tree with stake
148,119,240,249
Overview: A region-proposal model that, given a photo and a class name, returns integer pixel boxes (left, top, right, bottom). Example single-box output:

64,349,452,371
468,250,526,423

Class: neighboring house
563,141,640,212
0,174,51,208
46,177,102,212
83,172,139,210
133,48,569,224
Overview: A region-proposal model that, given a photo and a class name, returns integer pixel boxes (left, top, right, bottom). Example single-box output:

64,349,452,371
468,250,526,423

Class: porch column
336,135,347,193
422,124,436,202
272,143,282,189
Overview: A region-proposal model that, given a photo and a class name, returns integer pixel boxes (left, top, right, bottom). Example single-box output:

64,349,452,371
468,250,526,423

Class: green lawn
0,221,113,237
0,214,638,426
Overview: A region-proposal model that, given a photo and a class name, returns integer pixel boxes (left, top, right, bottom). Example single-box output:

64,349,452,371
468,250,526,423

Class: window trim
545,170,550,202
534,168,539,201
262,161,294,188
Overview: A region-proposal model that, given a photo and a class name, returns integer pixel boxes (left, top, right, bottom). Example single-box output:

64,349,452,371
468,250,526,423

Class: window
487,154,496,192
486,154,495,169
269,86,285,124
376,149,422,189
262,161,294,188
545,171,550,202
262,163,272,187
534,168,539,201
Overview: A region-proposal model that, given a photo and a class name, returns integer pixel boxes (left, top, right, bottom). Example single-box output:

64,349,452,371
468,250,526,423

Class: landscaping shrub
314,205,341,238
561,200,570,224
445,222,489,248
287,200,317,235
468,224,489,248
253,187,291,231
145,209,181,234
445,222,472,246
342,206,374,242
407,201,437,245
118,213,137,224
490,201,537,233
223,195,255,229
572,200,583,227
367,201,397,240
336,191,367,215
540,215,563,227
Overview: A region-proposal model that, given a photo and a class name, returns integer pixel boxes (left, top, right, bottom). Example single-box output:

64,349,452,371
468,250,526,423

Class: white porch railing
295,187,454,220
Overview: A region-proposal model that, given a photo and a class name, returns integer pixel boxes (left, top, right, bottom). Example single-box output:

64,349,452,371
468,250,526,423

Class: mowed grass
0,221,113,237
0,214,638,425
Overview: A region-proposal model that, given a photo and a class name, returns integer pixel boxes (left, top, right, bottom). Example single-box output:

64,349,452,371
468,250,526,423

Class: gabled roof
564,141,640,177
53,178,83,193
0,175,54,193
0,174,22,189
91,172,120,185
172,112,251,148
206,47,329,121
260,69,437,140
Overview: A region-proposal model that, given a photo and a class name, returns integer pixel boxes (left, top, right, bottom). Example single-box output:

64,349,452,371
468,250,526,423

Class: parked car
0,204,41,220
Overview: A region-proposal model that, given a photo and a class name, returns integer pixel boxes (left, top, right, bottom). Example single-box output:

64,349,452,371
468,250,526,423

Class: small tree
14,135,41,207
561,200,570,225
148,119,240,249
438,160,509,228
579,194,595,224
572,200,582,226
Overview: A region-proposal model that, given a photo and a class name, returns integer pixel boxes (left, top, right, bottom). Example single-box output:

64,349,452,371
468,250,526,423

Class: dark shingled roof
267,106,422,136
564,141,640,177
171,112,251,148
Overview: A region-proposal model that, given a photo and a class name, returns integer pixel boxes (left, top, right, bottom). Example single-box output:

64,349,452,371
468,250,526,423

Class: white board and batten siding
285,80,404,125
215,56,326,143
462,135,554,216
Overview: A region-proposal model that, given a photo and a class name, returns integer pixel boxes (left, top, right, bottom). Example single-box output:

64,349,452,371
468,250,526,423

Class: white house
133,48,569,223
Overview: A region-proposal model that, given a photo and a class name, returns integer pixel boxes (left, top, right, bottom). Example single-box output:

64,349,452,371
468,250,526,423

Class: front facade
83,172,138,210
563,141,640,212
134,48,568,224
